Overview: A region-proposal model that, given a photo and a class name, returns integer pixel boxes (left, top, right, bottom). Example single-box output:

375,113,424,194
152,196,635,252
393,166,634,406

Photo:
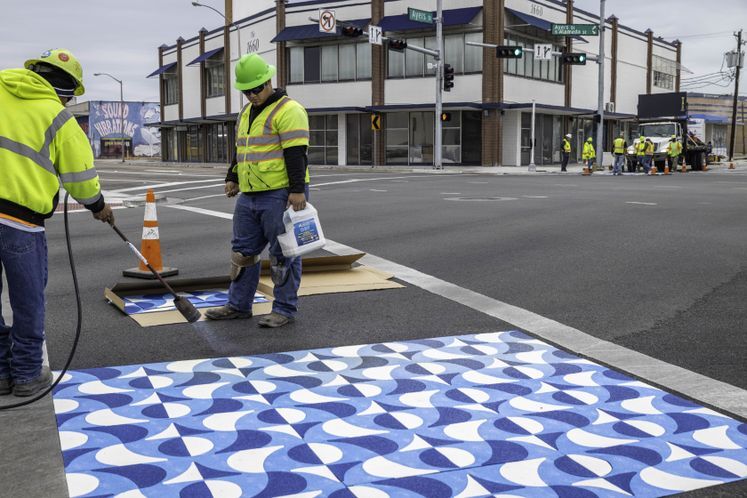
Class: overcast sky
1,0,745,102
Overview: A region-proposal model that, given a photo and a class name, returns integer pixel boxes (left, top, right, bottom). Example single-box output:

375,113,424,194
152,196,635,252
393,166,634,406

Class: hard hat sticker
58,52,70,62
41,50,52,58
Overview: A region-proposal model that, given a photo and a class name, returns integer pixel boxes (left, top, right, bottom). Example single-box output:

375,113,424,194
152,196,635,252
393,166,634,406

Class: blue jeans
228,188,308,318
0,224,47,383
613,154,625,174
642,156,652,173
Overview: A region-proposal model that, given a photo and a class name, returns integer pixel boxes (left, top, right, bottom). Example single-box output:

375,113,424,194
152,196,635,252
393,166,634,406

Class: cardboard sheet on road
105,253,403,327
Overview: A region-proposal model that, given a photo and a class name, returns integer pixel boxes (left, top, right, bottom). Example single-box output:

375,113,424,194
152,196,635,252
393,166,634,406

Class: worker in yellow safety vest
644,138,655,174
667,135,682,170
612,133,626,176
635,136,647,172
0,49,113,397
582,137,596,172
206,53,310,328
560,133,571,172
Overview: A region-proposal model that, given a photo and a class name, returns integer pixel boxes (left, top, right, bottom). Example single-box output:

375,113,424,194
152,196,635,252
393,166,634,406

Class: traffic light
388,39,407,52
496,45,523,59
440,112,451,122
341,26,363,37
561,53,587,65
443,63,454,92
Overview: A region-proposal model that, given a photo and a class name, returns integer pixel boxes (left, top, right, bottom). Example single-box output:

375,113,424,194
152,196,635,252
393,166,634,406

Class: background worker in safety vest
667,135,682,170
582,137,596,172
644,138,655,174
612,132,626,176
0,49,113,397
206,53,310,328
636,136,647,173
560,133,571,172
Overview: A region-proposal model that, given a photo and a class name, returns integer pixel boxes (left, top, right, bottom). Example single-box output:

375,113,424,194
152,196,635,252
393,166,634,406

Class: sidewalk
96,157,747,176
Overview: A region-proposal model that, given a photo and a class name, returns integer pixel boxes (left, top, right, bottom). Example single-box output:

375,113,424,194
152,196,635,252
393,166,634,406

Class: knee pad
230,251,260,281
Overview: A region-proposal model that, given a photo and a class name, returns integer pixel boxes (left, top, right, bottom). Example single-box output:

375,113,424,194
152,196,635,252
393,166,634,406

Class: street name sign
551,23,599,36
408,7,433,24
369,25,382,45
319,9,336,33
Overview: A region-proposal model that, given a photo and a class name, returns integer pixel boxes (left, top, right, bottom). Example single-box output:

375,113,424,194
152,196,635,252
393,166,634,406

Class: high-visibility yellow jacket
562,138,571,153
582,142,596,160
0,68,102,226
613,137,625,154
233,95,310,193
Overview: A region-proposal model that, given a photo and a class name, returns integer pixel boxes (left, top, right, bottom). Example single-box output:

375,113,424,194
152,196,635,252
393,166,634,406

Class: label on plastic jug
294,219,320,246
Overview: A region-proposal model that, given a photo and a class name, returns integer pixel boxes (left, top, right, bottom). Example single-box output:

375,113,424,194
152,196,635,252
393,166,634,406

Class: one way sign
534,44,553,60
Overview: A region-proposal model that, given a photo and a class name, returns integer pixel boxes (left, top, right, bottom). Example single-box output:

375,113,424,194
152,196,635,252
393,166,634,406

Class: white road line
441,192,461,195
96,170,221,178
183,193,228,202
626,201,658,206
162,203,747,418
98,178,164,183
313,175,435,187
369,189,388,192
110,178,222,193
151,184,225,195
522,195,549,199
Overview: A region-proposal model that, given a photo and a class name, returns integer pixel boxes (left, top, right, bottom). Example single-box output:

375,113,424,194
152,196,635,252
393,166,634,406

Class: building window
309,114,338,165
206,122,228,163
385,112,409,164
288,43,372,84
653,55,676,90
204,53,224,98
186,126,200,162
346,114,372,165
163,73,179,105
503,33,563,83
386,32,481,79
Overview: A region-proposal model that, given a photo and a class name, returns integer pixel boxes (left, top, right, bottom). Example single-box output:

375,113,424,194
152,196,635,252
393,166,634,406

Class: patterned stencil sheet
123,290,268,315
53,331,747,498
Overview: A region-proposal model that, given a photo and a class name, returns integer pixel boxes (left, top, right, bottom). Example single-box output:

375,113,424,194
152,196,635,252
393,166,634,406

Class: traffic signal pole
595,0,606,171
434,0,443,170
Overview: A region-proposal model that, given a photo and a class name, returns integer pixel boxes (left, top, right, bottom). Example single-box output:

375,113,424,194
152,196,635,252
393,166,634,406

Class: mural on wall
89,101,161,157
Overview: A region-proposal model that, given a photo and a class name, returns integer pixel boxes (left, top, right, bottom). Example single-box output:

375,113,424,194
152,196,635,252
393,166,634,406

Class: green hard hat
586,137,593,142
234,53,276,91
25,48,85,96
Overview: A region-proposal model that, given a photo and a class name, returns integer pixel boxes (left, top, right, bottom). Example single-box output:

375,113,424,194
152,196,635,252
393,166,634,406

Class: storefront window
309,114,338,165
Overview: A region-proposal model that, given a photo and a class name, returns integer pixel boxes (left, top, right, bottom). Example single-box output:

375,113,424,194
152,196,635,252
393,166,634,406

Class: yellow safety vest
613,137,625,154
668,141,681,157
234,95,310,193
562,138,571,153
582,142,595,160
0,68,101,225
645,141,654,156
636,140,646,156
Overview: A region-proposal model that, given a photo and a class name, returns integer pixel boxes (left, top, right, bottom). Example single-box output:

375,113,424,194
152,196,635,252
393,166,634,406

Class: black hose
0,192,82,410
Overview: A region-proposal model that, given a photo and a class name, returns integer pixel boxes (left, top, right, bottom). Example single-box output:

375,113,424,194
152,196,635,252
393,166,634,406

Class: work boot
205,305,252,321
258,312,294,328
13,367,53,397
0,378,12,396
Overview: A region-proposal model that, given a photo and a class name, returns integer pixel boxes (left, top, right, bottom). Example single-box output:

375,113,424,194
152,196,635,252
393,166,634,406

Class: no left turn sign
319,9,336,33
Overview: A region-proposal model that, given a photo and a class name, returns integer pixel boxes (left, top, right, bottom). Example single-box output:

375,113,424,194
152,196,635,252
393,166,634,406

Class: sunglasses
243,82,266,96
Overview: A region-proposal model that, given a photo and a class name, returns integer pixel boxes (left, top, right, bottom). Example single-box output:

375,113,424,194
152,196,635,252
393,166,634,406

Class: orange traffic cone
664,164,671,175
649,165,658,176
582,165,590,176
729,162,736,170
123,189,179,279
680,162,687,173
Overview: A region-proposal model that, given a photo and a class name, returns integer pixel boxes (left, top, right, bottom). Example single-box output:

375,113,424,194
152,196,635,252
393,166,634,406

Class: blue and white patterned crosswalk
53,331,747,497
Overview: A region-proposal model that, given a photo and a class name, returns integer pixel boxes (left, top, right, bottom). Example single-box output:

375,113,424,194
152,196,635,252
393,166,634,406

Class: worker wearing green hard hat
24,48,85,97
234,53,276,91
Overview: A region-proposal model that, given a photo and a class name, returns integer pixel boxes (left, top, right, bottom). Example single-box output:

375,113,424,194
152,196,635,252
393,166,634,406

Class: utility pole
595,0,606,171
729,28,743,161
434,0,444,170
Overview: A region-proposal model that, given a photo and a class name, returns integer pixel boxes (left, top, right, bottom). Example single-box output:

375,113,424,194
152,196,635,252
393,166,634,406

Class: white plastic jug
277,202,326,257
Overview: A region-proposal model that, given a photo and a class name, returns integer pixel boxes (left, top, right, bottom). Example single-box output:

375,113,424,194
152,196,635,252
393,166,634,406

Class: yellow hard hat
25,49,85,96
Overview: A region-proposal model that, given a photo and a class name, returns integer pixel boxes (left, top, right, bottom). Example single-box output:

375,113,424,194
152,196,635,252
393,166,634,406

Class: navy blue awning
186,47,224,66
146,62,176,78
380,6,481,32
506,8,587,43
272,18,370,43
